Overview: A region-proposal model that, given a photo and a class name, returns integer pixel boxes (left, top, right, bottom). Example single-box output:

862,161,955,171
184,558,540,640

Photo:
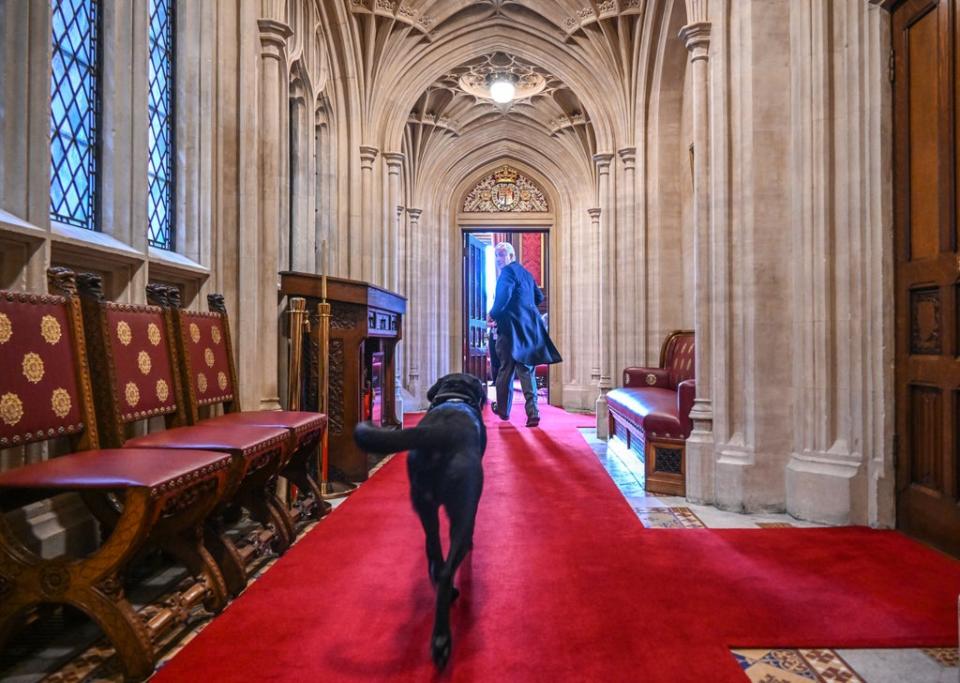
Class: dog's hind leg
411,494,444,584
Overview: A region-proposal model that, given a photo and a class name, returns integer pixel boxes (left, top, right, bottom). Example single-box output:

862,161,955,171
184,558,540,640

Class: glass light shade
489,78,515,103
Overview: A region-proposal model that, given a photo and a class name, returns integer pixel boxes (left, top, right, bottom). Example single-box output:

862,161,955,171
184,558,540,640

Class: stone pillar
593,152,614,438
407,207,423,403
618,147,639,370
255,16,292,410
678,19,714,501
384,152,405,420
383,152,404,291
588,207,602,388
358,145,379,284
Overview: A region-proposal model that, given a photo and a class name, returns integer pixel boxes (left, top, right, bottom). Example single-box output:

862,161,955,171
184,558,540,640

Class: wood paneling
893,0,960,557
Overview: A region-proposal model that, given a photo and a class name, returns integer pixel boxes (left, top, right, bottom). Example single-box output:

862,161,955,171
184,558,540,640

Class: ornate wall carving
462,166,549,213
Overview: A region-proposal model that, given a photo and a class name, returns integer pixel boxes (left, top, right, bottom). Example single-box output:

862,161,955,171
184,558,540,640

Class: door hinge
888,47,896,84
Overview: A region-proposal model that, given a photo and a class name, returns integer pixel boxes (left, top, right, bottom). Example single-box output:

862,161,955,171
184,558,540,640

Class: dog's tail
354,422,447,455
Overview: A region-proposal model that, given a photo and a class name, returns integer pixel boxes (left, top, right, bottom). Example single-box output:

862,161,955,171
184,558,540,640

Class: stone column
588,207,602,388
359,145,379,284
678,19,714,501
255,16,292,410
618,147,639,370
407,207,423,403
384,152,405,420
383,152,404,291
593,152,614,437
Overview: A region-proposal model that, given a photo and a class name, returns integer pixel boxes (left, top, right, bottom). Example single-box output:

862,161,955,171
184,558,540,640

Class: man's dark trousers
494,331,537,420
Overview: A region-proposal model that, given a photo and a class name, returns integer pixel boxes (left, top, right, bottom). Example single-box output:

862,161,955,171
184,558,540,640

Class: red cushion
0,293,85,446
103,306,179,422
203,410,326,439
179,312,235,406
0,448,230,490
125,424,289,458
607,388,685,439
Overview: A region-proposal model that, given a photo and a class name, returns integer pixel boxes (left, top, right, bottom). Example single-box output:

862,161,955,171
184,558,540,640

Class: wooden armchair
0,272,233,681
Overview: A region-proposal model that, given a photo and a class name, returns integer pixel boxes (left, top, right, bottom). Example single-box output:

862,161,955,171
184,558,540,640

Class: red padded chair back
176,308,237,414
0,284,96,450
100,305,180,423
660,331,695,388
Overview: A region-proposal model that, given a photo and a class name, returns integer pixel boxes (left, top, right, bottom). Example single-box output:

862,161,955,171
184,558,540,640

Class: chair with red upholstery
0,271,233,681
147,285,330,526
607,330,695,496
74,273,292,597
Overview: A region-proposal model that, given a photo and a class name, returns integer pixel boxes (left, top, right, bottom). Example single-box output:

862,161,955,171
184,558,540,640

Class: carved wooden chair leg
0,488,160,681
203,521,248,597
240,486,292,554
161,529,229,613
266,491,297,544
283,463,330,519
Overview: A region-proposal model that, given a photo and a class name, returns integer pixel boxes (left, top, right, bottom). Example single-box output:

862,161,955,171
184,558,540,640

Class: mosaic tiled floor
582,426,960,683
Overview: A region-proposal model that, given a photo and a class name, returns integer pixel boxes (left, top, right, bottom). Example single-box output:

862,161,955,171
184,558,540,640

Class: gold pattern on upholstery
0,293,84,446
179,312,235,406
104,307,179,422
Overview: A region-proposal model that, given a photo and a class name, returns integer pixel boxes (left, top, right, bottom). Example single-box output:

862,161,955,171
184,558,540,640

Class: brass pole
318,298,332,496
287,297,307,411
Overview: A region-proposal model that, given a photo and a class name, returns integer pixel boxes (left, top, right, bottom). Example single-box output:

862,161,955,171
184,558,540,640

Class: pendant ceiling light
488,73,516,103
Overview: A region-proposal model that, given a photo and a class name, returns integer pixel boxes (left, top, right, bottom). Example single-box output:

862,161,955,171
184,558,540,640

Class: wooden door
462,233,488,381
893,0,960,556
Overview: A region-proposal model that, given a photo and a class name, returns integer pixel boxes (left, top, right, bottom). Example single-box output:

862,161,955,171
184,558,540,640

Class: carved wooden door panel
893,0,960,556
462,233,488,382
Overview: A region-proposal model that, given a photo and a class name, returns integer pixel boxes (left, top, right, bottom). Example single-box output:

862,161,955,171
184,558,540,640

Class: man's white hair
494,242,515,259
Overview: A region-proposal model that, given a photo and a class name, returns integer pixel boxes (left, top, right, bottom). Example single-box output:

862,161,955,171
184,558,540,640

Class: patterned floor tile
632,506,707,528
922,647,959,667
799,649,863,681
733,648,864,683
757,522,795,528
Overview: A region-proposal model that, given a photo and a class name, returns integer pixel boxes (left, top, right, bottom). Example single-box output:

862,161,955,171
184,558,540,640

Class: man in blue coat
488,242,562,427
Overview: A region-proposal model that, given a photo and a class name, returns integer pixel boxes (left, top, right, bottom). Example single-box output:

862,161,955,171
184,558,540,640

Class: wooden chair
0,271,233,681
74,272,291,597
148,285,330,526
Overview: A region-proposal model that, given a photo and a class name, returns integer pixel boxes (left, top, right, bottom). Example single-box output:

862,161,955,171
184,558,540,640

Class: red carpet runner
154,402,960,682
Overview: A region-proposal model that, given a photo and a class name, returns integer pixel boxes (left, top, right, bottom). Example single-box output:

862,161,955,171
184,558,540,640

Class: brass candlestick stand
318,274,356,499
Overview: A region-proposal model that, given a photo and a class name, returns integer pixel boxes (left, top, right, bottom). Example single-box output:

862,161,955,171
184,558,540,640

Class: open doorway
462,229,551,401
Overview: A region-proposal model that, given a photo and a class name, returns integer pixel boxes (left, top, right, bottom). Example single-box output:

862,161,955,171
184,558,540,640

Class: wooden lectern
280,271,406,481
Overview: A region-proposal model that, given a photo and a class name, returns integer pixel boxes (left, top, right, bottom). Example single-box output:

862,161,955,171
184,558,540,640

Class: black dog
354,373,487,669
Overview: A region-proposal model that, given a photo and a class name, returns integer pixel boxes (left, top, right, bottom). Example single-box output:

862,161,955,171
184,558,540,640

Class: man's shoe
525,416,540,428
491,402,510,421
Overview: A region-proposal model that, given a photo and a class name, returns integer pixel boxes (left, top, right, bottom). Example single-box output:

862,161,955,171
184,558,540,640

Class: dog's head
426,373,487,412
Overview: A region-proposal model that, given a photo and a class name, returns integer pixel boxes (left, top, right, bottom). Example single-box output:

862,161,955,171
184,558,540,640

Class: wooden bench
607,331,695,496
0,272,233,681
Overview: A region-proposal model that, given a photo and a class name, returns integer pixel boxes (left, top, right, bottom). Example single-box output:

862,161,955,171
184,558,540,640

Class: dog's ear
426,377,442,402
472,376,487,408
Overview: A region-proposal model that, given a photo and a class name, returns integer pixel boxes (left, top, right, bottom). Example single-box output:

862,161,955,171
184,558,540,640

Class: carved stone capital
587,207,602,220
593,152,614,172
679,22,711,61
618,147,637,169
257,19,293,58
406,207,423,221
383,152,405,172
359,145,380,169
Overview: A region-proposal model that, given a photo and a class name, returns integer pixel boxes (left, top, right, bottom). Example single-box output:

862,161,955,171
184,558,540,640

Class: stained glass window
50,0,101,230
147,0,175,250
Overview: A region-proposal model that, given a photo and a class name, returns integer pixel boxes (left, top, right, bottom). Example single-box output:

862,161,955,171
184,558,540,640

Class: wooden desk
280,272,406,481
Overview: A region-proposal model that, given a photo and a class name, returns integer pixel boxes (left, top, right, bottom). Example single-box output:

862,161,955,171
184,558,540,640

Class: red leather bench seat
0,449,230,490
607,387,685,440
204,410,327,441
125,423,289,459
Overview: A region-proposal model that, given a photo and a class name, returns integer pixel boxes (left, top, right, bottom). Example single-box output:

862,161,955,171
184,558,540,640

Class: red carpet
154,402,960,682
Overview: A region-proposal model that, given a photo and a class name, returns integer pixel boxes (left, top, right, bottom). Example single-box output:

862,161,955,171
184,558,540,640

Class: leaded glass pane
148,0,175,250
50,0,100,230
